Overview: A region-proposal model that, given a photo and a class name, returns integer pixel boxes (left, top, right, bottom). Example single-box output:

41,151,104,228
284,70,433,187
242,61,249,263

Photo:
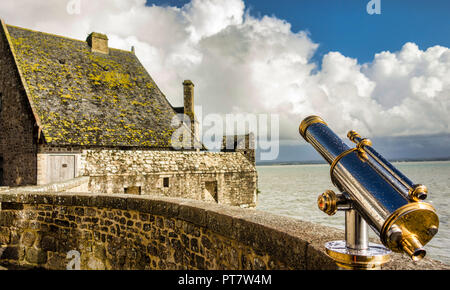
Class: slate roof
5,24,190,148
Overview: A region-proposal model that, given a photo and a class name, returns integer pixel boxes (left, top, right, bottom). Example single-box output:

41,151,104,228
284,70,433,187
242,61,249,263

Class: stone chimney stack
87,32,109,54
183,80,198,146
183,80,195,120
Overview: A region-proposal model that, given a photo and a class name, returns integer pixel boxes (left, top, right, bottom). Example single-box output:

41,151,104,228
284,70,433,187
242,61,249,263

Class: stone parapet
0,192,447,270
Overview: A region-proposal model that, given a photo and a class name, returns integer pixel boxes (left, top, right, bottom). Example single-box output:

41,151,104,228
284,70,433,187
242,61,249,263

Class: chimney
86,32,109,54
183,80,198,146
183,80,195,120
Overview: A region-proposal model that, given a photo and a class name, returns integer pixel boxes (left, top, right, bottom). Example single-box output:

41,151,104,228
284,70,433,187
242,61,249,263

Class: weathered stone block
39,235,56,252
305,244,336,270
93,244,106,260
205,211,233,237
190,238,199,253
9,229,21,245
55,219,70,228
253,257,267,270
96,196,127,211
151,200,179,218
0,246,19,260
53,195,73,206
25,248,47,264
178,205,206,226
72,195,95,207
201,236,212,250
0,227,11,244
20,231,36,247
85,208,97,217
1,202,23,210
156,217,164,229
87,257,106,270
0,211,16,227
74,207,84,216
195,254,205,269
46,253,67,270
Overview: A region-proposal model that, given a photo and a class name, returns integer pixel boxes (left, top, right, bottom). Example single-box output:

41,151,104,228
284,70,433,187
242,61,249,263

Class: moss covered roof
6,25,186,148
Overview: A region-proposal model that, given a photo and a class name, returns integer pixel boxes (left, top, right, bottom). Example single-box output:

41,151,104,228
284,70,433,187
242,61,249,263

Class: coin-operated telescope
299,116,439,270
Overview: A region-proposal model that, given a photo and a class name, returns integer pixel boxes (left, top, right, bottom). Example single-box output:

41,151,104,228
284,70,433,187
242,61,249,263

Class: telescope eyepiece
400,234,427,261
409,184,428,201
412,249,426,261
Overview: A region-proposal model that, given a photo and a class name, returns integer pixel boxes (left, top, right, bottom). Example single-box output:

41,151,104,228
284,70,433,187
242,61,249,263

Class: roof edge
6,24,135,54
0,20,43,135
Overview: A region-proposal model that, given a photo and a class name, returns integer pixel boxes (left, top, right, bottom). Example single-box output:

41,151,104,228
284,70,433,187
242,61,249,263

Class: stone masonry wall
0,192,448,270
80,150,257,208
0,21,37,186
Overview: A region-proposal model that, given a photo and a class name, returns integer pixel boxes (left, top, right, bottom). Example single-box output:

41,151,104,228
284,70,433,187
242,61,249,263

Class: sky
0,0,449,162
148,0,450,64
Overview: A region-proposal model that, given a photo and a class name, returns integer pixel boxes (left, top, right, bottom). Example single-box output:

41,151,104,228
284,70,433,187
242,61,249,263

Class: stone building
0,21,257,207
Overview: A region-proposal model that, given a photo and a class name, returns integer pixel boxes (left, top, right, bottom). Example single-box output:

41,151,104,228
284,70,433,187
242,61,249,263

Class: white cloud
183,0,245,42
1,0,449,142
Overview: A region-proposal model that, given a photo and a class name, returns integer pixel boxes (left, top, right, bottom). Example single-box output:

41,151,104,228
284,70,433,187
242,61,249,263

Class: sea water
256,161,450,264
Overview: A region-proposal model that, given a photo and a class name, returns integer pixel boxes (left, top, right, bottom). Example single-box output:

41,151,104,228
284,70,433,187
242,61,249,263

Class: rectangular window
163,177,170,188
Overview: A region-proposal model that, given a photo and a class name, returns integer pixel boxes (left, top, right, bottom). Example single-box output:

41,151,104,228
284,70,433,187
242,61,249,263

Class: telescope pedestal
325,241,392,270
325,209,391,270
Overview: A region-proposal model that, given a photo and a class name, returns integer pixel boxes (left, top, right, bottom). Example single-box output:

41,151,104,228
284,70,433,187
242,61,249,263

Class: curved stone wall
0,191,447,270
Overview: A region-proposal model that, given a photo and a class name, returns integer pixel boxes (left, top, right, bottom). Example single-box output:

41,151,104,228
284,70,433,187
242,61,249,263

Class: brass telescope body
299,116,439,269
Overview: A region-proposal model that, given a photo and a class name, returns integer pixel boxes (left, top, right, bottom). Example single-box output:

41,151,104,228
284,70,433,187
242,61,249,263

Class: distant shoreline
256,157,450,166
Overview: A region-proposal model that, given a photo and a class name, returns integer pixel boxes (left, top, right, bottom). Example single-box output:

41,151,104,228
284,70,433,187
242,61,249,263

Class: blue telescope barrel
299,116,439,260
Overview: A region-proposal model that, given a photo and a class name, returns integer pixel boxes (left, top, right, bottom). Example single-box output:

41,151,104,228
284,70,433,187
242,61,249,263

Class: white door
47,155,76,184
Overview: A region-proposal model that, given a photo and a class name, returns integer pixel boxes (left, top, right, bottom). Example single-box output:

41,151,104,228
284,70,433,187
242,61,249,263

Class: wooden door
47,155,76,184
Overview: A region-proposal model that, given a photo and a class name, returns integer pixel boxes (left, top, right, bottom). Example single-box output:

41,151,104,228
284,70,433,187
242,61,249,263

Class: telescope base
325,240,391,270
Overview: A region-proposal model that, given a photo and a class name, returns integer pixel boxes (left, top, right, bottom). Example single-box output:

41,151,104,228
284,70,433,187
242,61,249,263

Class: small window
163,177,170,188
